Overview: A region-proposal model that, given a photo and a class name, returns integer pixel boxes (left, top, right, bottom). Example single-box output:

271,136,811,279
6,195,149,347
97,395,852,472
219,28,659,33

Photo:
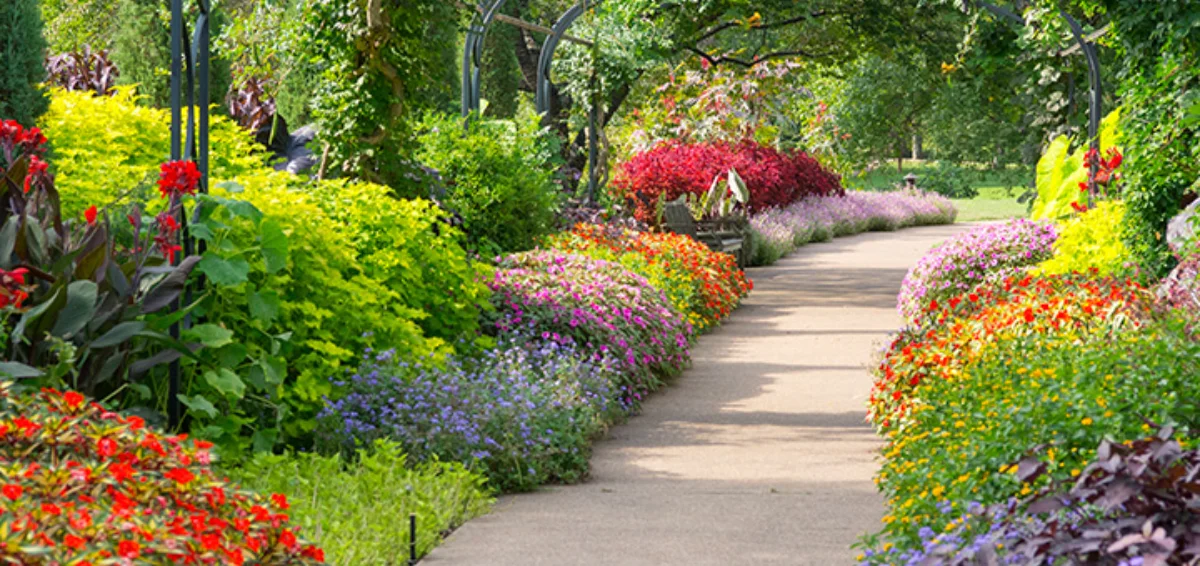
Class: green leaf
262,355,286,386
248,290,280,323
142,255,202,313
51,280,99,338
177,393,219,418
90,321,146,348
1031,135,1085,221
204,368,246,399
186,323,234,348
0,361,42,378
216,343,248,369
251,428,278,453
727,167,750,204
215,180,245,194
197,254,250,287
259,219,289,274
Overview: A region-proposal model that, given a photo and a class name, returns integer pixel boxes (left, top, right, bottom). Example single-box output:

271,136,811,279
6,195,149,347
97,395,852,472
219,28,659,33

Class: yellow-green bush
204,171,491,443
40,87,263,217
306,179,492,342
1037,201,1131,276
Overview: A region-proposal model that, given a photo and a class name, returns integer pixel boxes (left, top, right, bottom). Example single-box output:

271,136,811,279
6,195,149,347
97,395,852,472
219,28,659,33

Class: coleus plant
926,426,1200,566
0,121,201,400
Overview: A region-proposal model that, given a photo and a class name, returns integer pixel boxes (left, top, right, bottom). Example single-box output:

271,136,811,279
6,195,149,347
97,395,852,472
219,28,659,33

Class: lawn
849,160,1030,222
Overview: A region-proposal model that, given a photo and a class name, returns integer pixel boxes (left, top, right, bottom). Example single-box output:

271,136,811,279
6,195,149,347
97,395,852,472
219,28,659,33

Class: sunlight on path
425,224,971,566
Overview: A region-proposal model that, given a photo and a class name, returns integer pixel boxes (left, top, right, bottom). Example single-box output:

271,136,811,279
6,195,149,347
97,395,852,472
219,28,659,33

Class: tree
111,0,231,109
0,0,49,126
834,54,937,172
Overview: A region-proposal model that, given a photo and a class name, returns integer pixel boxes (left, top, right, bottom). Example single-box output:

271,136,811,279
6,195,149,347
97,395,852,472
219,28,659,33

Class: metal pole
408,514,417,565
167,0,184,430
1062,10,1102,204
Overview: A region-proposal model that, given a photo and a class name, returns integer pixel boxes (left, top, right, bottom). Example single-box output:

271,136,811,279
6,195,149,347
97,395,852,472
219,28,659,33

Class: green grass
849,160,1030,222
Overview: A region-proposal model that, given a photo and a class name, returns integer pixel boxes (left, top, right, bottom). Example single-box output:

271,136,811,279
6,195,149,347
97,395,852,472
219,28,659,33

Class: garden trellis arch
967,0,1106,197
461,0,605,200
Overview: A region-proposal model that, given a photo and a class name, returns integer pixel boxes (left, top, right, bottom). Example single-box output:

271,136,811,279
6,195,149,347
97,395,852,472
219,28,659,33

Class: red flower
164,467,196,484
109,462,135,483
23,155,49,194
117,539,141,559
2,484,22,500
157,160,202,199
270,493,289,510
301,546,326,561
84,205,98,226
64,534,86,550
63,390,85,409
279,529,297,549
41,502,61,515
97,437,119,458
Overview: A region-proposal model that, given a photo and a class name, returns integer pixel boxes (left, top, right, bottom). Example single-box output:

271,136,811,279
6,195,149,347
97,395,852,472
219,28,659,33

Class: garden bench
662,198,747,268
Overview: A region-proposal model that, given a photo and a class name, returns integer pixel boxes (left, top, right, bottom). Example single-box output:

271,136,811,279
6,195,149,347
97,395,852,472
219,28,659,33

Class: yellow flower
1081,417,1094,426
941,62,957,74
1070,469,1081,477
932,485,945,497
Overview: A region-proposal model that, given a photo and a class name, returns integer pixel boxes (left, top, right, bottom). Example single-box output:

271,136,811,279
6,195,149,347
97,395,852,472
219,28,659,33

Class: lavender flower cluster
486,251,693,403
317,337,621,492
748,191,958,266
897,218,1058,326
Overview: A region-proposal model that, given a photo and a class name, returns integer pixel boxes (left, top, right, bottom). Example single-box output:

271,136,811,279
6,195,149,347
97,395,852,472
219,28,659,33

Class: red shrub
612,140,843,222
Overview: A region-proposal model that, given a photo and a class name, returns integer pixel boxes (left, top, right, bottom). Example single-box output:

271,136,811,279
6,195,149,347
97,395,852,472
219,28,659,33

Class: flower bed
0,382,324,565
546,223,752,332
485,251,692,401
318,338,620,492
869,274,1147,429
747,191,957,267
896,218,1057,326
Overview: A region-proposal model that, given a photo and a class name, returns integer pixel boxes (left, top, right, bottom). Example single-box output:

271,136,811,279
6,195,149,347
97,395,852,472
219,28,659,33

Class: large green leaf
197,254,250,287
177,393,219,418
90,321,146,348
51,280,99,338
259,219,289,274
185,323,234,348
1031,136,1084,221
0,361,42,378
204,368,246,399
248,289,280,323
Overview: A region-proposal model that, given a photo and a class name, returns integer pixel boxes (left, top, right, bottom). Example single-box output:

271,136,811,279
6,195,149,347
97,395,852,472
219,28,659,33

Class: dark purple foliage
45,46,119,96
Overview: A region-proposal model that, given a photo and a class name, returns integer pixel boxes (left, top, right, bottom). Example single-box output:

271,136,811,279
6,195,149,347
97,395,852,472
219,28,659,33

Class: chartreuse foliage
226,440,492,564
41,88,264,217
188,171,478,451
1031,110,1121,221
1036,201,1132,277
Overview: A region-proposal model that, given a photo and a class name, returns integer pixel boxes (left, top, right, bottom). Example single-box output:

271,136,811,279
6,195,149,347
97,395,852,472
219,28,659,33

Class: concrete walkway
425,224,968,566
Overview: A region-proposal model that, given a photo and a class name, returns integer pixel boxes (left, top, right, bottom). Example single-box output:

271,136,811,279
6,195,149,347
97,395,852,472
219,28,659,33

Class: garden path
424,223,970,565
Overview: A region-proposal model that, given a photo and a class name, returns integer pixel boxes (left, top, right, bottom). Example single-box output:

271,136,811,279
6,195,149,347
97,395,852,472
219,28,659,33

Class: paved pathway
425,224,969,566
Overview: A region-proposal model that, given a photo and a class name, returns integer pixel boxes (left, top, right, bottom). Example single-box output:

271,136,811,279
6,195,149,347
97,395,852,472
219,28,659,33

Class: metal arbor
167,0,212,428
461,0,605,201
969,1,1106,197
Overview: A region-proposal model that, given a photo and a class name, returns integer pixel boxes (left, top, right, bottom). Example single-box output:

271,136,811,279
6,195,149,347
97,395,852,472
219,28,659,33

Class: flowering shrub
897,219,1058,326
747,191,957,267
546,224,751,332
486,252,692,399
0,382,325,564
318,339,620,492
865,317,1200,558
611,139,843,223
870,274,1149,430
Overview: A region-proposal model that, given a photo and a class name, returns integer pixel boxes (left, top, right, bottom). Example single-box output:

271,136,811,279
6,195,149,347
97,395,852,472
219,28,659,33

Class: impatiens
0,381,325,565
870,274,1148,429
896,218,1057,326
487,251,692,399
546,223,752,332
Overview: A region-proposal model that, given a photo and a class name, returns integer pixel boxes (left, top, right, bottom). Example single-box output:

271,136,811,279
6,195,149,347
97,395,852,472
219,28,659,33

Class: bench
662,198,746,268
